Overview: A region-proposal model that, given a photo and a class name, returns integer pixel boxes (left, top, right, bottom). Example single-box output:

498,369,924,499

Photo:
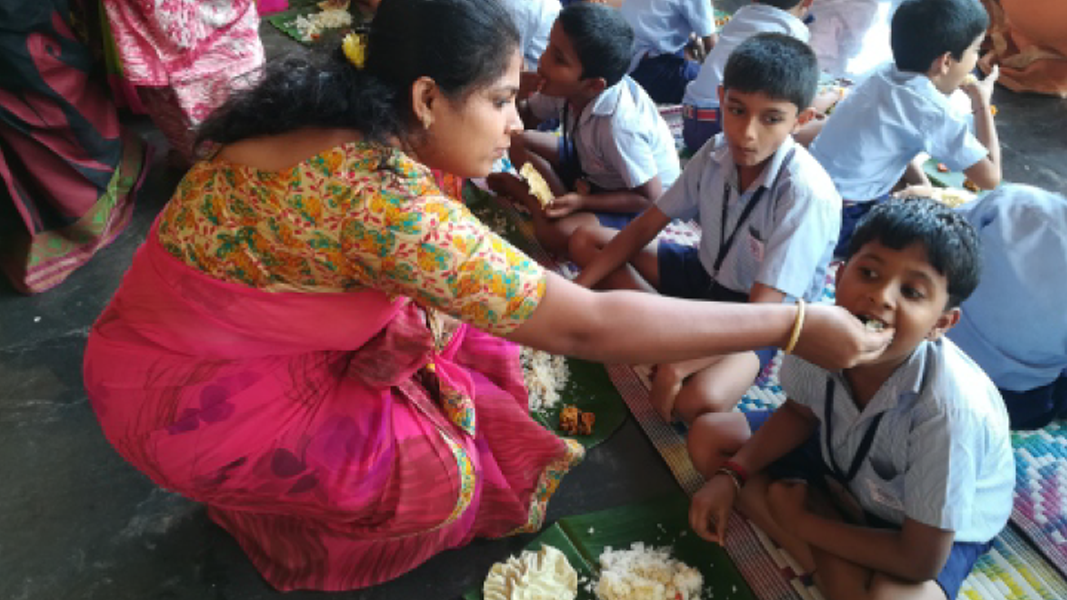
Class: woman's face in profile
418,50,524,178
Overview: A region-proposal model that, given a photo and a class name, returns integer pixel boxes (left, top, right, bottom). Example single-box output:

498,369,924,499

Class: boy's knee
568,226,597,265
686,412,750,466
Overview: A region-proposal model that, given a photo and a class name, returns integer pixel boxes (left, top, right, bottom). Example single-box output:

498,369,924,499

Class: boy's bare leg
535,211,600,257
737,476,819,573
813,549,946,600
686,412,752,477
568,224,661,292
672,352,760,423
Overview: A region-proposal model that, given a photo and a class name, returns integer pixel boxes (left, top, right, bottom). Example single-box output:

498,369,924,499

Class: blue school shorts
557,135,638,229
745,410,995,600
836,194,890,257
681,105,722,155
630,51,701,104
1000,374,1067,430
658,241,776,370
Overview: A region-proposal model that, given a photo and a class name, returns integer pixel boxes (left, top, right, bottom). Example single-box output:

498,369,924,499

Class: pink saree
84,224,583,591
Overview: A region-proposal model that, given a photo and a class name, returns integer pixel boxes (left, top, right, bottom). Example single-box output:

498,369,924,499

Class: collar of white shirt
709,134,797,194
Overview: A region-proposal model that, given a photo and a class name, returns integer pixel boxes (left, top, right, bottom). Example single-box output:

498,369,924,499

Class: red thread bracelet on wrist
721,460,749,486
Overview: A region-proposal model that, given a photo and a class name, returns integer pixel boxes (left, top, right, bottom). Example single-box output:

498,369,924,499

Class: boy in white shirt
682,0,814,153
488,3,680,255
808,0,1001,256
500,0,561,69
619,0,718,103
689,196,1014,600
571,34,839,423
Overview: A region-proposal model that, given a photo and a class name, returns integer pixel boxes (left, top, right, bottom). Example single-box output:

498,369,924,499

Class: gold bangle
715,468,742,495
784,299,806,355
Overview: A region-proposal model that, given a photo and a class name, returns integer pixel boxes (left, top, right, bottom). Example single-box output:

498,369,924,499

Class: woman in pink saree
83,0,892,591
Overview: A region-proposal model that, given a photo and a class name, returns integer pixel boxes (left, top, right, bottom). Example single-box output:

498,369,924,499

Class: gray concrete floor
3,12,1067,600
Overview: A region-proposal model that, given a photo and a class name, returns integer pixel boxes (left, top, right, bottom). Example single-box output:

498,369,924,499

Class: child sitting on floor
688,196,1014,600
619,0,719,103
946,184,1067,430
487,2,680,255
681,0,814,153
808,0,1001,256
570,33,839,423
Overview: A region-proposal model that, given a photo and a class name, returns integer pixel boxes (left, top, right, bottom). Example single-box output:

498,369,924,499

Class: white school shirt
808,63,988,201
655,134,840,301
807,0,902,79
683,4,810,109
620,0,716,73
780,338,1015,543
950,184,1067,392
500,0,561,69
526,76,680,191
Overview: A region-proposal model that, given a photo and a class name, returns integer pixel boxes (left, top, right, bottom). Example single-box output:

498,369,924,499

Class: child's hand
544,192,584,219
767,480,809,531
649,363,684,422
962,65,999,112
689,475,738,544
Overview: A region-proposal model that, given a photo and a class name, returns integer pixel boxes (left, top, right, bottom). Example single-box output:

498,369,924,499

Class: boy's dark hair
722,33,818,112
197,0,520,149
846,196,981,309
557,3,634,87
757,0,806,10
891,0,988,73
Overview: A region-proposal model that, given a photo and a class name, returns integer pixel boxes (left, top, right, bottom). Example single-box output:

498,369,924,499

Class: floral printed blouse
157,140,546,336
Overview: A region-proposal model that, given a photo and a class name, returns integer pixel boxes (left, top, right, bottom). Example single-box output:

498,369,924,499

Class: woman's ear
411,76,438,130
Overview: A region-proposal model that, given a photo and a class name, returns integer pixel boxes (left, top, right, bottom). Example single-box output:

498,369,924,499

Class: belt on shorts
682,105,720,122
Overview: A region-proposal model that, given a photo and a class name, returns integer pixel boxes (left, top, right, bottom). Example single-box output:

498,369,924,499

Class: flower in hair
342,33,367,69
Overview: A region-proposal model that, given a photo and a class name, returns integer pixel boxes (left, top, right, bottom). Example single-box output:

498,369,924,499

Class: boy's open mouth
858,314,888,332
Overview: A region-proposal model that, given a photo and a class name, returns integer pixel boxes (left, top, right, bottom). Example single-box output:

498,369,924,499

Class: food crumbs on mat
522,347,570,413
589,527,596,534
483,545,578,600
594,542,703,600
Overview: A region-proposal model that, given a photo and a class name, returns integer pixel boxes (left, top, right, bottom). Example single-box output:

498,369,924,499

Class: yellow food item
520,163,554,208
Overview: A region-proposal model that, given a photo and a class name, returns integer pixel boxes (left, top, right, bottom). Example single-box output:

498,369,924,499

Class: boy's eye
763,115,784,125
859,267,877,279
901,285,925,300
728,106,744,116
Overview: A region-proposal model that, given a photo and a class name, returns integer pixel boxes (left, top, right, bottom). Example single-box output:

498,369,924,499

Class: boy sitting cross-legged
688,196,1014,600
486,2,681,256
570,33,840,423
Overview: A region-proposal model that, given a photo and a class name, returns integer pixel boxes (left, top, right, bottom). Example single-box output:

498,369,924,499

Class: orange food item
559,405,595,436
963,179,981,192
936,163,950,173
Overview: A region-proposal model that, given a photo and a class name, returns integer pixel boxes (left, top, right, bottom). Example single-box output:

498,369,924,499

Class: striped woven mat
1010,422,1067,578
467,176,1067,599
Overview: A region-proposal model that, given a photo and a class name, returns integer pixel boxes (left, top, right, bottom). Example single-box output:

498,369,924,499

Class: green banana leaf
530,357,627,450
463,493,756,600
463,184,544,258
266,1,367,45
463,184,626,449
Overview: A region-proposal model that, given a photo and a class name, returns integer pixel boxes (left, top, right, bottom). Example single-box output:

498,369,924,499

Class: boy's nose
869,285,896,309
742,117,759,141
